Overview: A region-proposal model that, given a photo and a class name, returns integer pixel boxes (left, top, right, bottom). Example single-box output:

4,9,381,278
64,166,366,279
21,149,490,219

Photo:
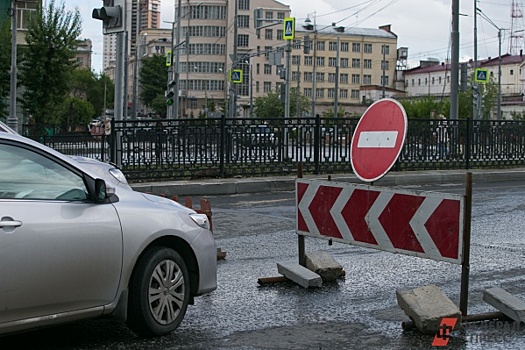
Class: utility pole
229,0,239,118
333,25,344,118
382,45,386,98
450,0,460,120
473,0,480,119
7,0,18,132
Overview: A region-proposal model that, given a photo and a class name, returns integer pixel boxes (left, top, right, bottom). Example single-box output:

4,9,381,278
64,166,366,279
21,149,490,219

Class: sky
66,0,519,74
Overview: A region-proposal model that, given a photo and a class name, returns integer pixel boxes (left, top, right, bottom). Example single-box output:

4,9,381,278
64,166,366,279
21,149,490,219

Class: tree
19,0,81,124
0,22,10,120
139,54,168,116
253,87,309,118
67,68,114,119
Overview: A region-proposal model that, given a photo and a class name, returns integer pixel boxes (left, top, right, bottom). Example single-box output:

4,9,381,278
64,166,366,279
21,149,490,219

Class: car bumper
191,228,217,295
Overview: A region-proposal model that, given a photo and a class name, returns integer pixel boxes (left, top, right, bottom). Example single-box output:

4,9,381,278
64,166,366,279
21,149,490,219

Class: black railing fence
22,116,525,182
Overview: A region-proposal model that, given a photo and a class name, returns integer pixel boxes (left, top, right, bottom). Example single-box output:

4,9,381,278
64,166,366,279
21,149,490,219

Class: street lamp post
8,0,18,132
478,8,504,120
333,25,344,119
303,13,317,118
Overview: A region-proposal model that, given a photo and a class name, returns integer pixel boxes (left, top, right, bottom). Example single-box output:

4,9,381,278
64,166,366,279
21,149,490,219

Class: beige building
74,39,93,70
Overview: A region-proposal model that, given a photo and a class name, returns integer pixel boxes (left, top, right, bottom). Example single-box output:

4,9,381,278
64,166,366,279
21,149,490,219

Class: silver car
0,132,217,337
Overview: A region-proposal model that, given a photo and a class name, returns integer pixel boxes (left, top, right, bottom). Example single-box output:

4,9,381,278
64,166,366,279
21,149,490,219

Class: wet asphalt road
2,180,525,349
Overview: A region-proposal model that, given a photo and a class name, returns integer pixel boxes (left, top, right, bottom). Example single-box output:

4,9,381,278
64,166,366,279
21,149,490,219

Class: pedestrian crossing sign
230,69,243,83
474,68,489,83
283,17,295,40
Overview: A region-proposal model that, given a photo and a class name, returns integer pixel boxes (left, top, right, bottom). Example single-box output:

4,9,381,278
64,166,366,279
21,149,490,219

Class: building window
265,11,273,19
340,42,349,52
292,55,300,65
292,39,301,49
432,77,435,84
263,81,272,92
381,76,389,86
329,41,337,51
340,89,348,98
329,57,337,67
351,90,360,99
317,41,325,51
510,69,514,75
439,76,442,84
381,60,389,70
265,29,273,40
328,73,336,82
237,15,250,28
304,88,312,97
352,43,361,52
418,78,421,86
424,77,428,85
340,58,349,68
316,88,324,98
237,34,249,47
364,59,372,69
364,43,373,53
256,81,260,93
412,79,415,86
316,57,325,66
277,12,286,19
238,0,250,11
264,64,272,75
363,75,372,84
328,88,335,98
381,45,390,55
303,72,313,82
352,74,360,84
340,74,349,84
17,1,38,30
316,72,325,82
352,58,360,68
304,56,313,66
256,63,260,74
292,71,300,81
277,29,283,40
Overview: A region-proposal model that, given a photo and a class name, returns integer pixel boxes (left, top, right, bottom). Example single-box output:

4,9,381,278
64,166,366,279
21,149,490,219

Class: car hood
140,192,196,214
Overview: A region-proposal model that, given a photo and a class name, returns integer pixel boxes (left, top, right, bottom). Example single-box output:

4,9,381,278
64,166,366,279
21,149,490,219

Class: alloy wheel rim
148,259,185,325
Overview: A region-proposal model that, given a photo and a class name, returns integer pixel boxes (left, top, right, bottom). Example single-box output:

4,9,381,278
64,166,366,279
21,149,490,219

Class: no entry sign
351,98,407,182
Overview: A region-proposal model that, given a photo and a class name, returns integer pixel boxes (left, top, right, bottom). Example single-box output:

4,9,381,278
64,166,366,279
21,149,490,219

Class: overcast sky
68,0,518,74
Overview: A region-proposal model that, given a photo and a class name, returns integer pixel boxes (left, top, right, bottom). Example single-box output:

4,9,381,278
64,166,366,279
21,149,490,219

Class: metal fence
22,117,525,182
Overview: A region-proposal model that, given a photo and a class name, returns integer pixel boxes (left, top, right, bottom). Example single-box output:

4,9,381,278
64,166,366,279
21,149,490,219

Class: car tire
127,246,190,336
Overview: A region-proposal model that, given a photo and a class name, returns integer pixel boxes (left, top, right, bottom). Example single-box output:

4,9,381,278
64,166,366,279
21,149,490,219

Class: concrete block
277,262,322,288
305,251,345,282
396,284,461,334
483,287,525,323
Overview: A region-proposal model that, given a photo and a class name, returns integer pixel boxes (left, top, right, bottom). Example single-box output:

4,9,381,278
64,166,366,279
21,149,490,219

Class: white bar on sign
357,131,398,148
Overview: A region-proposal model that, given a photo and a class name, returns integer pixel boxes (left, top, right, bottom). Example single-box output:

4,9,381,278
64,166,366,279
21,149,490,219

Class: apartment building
403,54,525,119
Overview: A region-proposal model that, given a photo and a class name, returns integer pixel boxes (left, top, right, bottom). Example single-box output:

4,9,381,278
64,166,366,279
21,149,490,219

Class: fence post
465,118,471,170
314,114,320,175
220,114,226,178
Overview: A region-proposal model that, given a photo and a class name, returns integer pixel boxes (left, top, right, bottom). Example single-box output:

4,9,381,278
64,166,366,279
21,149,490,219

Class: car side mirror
95,179,111,203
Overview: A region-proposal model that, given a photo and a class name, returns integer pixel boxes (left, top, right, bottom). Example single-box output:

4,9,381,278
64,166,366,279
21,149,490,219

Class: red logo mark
432,317,458,347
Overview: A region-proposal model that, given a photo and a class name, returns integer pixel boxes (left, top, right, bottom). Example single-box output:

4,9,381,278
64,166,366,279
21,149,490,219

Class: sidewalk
130,168,525,197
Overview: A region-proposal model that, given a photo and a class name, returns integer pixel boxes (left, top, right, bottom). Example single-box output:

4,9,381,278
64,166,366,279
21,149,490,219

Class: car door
0,141,123,324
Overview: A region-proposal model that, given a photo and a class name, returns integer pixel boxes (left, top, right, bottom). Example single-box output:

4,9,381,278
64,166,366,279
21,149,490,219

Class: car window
0,143,88,200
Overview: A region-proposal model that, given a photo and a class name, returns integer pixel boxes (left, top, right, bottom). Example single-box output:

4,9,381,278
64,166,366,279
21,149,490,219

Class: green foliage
58,97,95,127
68,68,114,118
0,21,10,119
399,96,448,119
19,0,82,124
139,55,168,116
253,87,309,118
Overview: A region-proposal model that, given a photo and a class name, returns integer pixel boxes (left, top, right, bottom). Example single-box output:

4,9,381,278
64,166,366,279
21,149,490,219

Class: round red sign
350,98,407,182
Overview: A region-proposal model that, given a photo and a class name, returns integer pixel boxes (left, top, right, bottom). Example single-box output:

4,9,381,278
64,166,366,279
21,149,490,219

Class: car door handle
0,218,22,228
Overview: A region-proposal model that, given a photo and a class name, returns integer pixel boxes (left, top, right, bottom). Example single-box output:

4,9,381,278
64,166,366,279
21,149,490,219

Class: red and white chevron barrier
296,179,465,264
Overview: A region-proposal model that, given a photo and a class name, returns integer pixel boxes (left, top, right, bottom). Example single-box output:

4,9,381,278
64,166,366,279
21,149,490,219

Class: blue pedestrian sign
283,17,295,40
474,68,489,83
230,69,243,84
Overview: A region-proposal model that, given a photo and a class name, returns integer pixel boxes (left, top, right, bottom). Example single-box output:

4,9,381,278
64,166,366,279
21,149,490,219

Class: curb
130,168,525,197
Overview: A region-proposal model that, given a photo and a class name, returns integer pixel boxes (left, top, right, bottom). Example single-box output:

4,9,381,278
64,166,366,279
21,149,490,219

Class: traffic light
279,84,286,104
303,36,311,54
166,80,176,106
279,67,286,80
92,0,125,35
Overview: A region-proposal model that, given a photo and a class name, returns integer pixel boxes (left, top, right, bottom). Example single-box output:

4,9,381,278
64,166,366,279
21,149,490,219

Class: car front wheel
127,246,190,336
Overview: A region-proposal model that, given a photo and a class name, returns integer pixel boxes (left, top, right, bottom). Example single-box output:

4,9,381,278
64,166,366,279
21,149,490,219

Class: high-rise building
103,0,161,71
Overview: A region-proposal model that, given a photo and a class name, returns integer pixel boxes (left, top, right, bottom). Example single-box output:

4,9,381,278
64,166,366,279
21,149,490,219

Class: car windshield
254,126,271,134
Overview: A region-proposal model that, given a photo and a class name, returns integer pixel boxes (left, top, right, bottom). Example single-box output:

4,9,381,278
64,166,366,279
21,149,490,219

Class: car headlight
109,168,128,184
189,213,210,230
